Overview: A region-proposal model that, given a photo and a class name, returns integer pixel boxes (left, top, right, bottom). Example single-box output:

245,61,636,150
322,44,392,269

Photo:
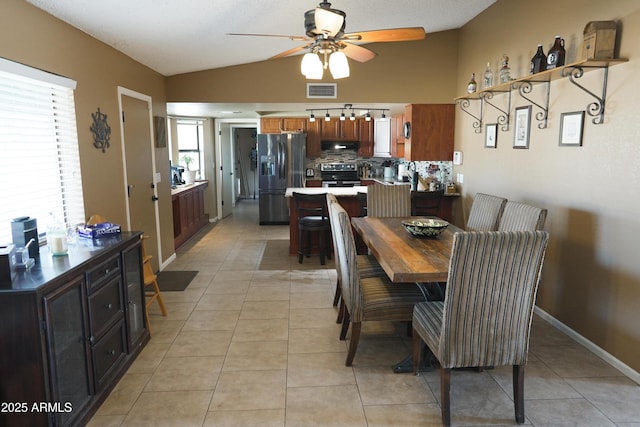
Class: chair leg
441,367,451,426
345,321,361,366
319,230,325,265
332,279,341,307
336,296,345,324
339,308,350,340
152,279,168,316
513,365,525,423
412,329,422,374
298,229,304,264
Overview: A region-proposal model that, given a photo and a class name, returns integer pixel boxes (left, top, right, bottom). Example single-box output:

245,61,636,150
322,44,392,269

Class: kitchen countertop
170,180,208,196
285,186,369,197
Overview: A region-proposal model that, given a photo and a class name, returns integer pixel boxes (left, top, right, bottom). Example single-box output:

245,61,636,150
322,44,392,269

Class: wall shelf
454,58,628,131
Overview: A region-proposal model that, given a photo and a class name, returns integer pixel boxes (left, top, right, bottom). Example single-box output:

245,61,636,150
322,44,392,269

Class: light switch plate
453,151,463,165
155,172,162,183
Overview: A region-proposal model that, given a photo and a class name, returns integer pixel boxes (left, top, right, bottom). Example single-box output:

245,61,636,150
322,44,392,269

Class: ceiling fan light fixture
329,51,349,79
313,7,345,37
301,52,323,79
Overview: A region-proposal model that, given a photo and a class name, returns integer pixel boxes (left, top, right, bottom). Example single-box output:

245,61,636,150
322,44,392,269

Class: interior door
121,93,159,271
220,123,234,218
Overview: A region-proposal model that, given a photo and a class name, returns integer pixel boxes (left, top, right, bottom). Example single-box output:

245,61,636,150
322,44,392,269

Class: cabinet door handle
105,303,113,310
109,349,116,356
89,336,95,345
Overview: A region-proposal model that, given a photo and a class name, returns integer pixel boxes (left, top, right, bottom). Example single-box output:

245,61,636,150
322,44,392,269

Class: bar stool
293,192,331,265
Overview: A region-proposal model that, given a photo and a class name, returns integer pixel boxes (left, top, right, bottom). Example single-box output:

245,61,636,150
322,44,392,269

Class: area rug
259,239,333,270
156,270,198,291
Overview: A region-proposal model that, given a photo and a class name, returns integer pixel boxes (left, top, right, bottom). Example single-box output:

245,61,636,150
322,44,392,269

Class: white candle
49,232,68,255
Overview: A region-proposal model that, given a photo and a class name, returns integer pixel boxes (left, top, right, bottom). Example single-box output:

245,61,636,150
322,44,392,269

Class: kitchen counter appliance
320,163,361,187
258,133,306,224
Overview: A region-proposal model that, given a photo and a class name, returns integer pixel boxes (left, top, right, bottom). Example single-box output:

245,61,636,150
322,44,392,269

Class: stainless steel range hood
321,141,360,151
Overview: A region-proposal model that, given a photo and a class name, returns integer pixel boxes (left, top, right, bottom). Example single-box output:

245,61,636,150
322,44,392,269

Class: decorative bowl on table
401,219,449,238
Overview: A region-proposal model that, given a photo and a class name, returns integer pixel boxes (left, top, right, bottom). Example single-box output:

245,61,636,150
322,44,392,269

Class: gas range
320,163,361,187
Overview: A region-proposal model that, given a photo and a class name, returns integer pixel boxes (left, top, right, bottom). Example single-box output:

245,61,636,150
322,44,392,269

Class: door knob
151,195,159,202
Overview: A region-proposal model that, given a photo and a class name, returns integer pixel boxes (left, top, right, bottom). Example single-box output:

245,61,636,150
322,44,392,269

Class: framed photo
559,111,585,146
513,106,531,149
485,123,498,148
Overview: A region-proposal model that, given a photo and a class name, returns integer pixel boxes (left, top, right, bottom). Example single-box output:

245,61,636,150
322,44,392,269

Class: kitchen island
285,187,368,256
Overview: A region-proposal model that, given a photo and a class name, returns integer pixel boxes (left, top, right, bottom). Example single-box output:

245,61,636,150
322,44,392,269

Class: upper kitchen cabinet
391,113,405,158
260,117,308,134
358,119,374,157
403,104,454,161
373,118,391,157
306,118,322,158
321,118,359,140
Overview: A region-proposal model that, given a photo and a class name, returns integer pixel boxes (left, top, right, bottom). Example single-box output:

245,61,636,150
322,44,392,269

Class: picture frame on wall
559,111,585,146
485,123,498,148
154,116,167,148
513,106,531,149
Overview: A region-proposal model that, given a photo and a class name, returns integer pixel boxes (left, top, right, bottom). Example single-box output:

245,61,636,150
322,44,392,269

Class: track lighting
309,113,315,122
365,111,371,121
325,111,331,121
307,106,390,122
340,111,346,121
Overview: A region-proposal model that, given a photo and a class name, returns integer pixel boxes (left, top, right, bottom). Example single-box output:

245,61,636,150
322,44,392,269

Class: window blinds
0,58,85,244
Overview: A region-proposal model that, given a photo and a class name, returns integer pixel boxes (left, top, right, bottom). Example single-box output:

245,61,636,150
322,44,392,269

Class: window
0,58,85,244
176,119,204,177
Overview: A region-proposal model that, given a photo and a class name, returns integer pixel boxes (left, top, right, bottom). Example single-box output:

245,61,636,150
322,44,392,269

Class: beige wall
1,0,176,264
455,0,640,372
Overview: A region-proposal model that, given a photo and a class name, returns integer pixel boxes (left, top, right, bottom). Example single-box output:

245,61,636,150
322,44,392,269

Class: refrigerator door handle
279,139,286,180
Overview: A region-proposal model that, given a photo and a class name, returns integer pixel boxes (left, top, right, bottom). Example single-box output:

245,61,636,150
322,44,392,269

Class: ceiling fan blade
343,27,426,43
341,43,377,63
227,33,310,42
270,44,312,60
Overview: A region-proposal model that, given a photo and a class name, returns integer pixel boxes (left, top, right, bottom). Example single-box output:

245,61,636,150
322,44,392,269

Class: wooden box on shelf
582,20,617,60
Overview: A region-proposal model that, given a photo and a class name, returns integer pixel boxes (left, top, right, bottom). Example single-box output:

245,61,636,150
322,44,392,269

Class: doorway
118,87,161,271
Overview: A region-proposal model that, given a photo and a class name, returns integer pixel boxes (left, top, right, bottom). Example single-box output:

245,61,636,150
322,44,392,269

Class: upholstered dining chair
330,200,426,366
412,230,550,426
326,194,385,322
411,189,445,216
465,192,507,231
366,183,411,218
498,201,547,231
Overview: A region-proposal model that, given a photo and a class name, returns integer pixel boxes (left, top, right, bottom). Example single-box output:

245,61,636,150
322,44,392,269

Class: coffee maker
170,162,184,187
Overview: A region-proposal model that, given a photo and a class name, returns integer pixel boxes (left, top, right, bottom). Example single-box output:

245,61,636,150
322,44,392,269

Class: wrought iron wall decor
90,108,111,152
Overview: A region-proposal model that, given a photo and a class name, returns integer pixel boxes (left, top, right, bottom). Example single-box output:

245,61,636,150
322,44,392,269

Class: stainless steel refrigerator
258,133,306,224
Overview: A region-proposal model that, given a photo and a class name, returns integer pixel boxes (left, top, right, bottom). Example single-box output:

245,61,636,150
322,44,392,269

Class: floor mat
259,239,333,270
155,270,198,291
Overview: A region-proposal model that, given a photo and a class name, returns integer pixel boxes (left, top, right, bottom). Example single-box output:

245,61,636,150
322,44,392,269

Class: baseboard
534,306,640,385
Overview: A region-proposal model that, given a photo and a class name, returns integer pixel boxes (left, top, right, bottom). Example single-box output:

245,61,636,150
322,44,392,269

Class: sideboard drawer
88,276,123,340
86,254,121,291
93,319,127,390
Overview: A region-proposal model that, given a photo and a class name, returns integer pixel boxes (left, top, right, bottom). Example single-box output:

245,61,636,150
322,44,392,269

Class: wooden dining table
351,216,463,283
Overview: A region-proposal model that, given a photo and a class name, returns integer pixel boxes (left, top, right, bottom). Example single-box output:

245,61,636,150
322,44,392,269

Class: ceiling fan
228,1,426,79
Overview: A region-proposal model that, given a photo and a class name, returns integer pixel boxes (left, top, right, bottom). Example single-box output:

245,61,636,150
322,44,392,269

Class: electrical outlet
457,173,464,183
453,151,463,165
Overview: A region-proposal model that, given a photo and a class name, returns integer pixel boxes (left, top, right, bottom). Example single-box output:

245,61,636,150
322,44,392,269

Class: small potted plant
180,154,198,184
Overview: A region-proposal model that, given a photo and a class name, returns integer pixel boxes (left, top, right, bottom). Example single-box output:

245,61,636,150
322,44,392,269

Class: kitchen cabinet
321,118,359,140
403,104,455,161
172,181,209,249
260,117,307,134
391,113,405,158
0,232,148,427
306,118,322,157
358,119,374,157
373,118,391,157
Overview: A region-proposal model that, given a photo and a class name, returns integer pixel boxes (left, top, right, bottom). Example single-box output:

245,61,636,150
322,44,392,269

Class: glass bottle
483,62,494,89
530,44,547,74
499,55,512,83
546,36,566,69
467,73,477,93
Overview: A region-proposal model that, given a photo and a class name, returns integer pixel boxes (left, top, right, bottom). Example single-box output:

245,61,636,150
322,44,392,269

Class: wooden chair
498,201,547,231
329,200,426,366
465,192,507,231
412,230,550,425
293,192,331,265
366,183,411,218
411,189,444,216
326,194,384,323
141,235,167,334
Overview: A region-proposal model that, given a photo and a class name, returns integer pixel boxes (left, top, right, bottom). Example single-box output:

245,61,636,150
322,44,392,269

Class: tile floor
88,199,640,427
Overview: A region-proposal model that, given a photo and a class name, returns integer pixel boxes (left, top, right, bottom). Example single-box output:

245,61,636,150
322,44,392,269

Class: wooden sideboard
172,181,209,249
0,232,148,427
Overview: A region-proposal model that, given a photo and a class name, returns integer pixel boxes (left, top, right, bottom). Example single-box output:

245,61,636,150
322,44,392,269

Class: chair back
498,201,547,231
329,200,363,320
367,184,411,218
411,190,444,216
326,194,343,277
466,192,507,231
439,230,549,368
293,192,328,221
